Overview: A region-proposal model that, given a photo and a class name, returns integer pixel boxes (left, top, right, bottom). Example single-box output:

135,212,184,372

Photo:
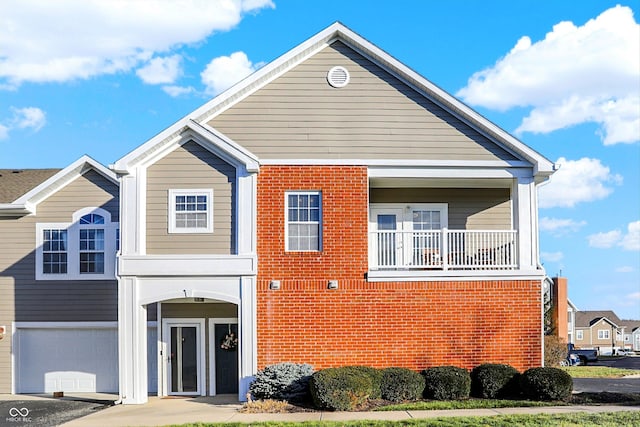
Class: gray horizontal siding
146,141,236,255
370,188,511,229
209,41,517,162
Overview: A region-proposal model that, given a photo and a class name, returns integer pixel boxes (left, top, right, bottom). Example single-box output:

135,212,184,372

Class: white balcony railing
369,229,518,270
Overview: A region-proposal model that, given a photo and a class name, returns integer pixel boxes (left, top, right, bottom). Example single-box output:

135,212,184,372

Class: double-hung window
168,189,213,233
598,329,610,340
286,192,321,251
79,214,105,274
42,229,68,274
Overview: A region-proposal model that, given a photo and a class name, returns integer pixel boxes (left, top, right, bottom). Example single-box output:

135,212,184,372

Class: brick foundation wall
256,166,542,372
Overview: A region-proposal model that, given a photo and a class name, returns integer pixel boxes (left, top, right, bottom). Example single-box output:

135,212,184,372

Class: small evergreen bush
422,366,471,400
470,363,521,399
309,367,375,410
343,366,383,399
380,367,425,402
249,362,314,403
520,367,573,401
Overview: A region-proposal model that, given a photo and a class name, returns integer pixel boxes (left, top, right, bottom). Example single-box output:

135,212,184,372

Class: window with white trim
576,330,583,340
598,329,610,340
168,189,213,233
36,207,118,280
79,214,105,274
42,229,68,274
286,191,321,251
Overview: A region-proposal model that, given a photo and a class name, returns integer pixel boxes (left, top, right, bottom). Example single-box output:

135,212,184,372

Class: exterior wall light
269,280,281,290
328,280,339,290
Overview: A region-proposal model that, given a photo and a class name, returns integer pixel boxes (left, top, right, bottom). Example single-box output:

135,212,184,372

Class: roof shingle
0,169,61,203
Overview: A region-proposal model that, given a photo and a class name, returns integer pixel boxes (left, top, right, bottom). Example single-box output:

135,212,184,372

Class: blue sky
1,1,638,318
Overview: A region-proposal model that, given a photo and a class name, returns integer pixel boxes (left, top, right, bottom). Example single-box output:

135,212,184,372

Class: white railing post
442,228,448,271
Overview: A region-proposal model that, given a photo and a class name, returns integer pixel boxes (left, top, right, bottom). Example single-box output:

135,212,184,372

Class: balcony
369,229,518,271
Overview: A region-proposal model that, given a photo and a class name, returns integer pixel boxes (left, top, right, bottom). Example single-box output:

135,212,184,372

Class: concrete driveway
0,394,114,427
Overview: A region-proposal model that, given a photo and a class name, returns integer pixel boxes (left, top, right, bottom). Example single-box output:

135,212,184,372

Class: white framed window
576,330,583,340
168,189,213,234
598,329,610,340
285,191,322,251
36,207,118,280
42,229,68,274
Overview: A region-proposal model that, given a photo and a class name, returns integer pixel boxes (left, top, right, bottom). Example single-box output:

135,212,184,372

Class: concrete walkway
58,397,640,427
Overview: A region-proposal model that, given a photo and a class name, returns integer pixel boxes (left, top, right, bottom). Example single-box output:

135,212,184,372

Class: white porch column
512,176,538,270
238,276,257,401
118,277,148,404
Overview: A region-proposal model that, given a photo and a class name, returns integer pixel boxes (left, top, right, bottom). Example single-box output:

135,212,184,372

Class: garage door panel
17,328,118,393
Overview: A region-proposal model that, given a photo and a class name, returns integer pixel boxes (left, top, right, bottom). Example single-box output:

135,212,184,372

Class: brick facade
256,165,542,372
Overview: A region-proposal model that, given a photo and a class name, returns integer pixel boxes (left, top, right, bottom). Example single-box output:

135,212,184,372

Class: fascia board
12,155,117,207
0,204,31,216
186,121,259,172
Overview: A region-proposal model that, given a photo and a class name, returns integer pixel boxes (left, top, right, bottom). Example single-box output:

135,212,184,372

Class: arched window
36,207,119,280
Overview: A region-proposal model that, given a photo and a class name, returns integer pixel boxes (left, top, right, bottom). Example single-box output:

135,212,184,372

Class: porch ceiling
369,177,514,188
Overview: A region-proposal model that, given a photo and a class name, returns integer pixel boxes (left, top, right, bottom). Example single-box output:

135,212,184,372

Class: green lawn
375,398,556,411
562,366,640,378
166,411,640,427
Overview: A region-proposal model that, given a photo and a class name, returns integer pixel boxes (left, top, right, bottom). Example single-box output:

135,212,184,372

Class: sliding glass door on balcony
370,205,447,269
369,203,518,271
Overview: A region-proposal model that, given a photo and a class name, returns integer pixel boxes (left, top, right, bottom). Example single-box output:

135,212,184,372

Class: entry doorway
162,319,205,396
209,318,239,395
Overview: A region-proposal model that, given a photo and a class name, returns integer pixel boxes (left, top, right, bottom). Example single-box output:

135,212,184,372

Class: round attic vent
327,66,350,88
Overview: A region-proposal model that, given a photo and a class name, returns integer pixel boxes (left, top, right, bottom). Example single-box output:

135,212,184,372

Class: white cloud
588,221,640,251
539,217,586,236
616,266,635,273
12,107,46,131
588,230,622,248
0,0,275,88
162,85,196,97
201,51,258,95
538,157,622,208
620,221,640,251
136,55,183,85
0,106,46,139
456,5,640,145
541,251,564,263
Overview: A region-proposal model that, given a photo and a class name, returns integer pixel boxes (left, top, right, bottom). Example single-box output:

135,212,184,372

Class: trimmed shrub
520,367,573,401
380,367,425,402
422,366,471,400
343,366,383,399
249,362,314,403
310,367,375,410
471,363,521,399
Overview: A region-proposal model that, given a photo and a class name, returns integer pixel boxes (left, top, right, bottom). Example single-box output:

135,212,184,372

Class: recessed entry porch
117,275,256,404
158,299,239,398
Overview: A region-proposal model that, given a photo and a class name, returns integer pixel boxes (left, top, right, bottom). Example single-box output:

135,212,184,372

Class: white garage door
17,327,118,393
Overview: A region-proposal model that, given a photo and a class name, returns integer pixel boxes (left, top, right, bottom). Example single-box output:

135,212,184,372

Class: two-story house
574,310,626,354
1,23,554,404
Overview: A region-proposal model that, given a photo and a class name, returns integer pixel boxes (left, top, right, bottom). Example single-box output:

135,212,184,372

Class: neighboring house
0,23,555,404
620,320,640,351
574,310,626,354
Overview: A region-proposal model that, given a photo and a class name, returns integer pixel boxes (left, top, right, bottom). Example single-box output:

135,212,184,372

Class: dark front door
214,324,239,394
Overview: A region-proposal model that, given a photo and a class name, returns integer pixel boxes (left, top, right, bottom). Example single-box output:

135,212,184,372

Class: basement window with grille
327,66,350,88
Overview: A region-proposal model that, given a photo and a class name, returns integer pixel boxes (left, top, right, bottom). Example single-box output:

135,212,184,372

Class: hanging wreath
220,326,238,351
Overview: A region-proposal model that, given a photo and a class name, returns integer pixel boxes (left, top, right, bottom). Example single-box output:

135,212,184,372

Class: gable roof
575,310,623,328
620,320,640,333
0,168,60,203
114,22,554,178
0,155,117,216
